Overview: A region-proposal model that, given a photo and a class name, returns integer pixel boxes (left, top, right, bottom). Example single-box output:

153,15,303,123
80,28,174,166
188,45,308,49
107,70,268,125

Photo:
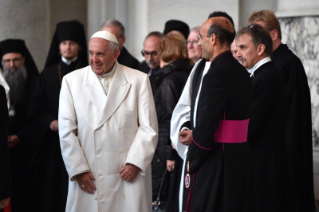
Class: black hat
44,20,88,68
163,20,190,39
0,39,39,76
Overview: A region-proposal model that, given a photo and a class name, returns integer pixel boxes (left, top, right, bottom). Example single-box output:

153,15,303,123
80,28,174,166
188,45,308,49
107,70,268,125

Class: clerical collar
61,56,78,65
247,56,271,78
99,63,116,78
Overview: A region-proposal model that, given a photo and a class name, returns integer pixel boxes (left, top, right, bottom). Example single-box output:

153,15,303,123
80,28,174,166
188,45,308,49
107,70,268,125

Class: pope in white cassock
58,30,158,212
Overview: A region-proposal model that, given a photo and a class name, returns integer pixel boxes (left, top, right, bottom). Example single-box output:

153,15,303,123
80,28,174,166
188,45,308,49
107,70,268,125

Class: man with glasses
138,31,164,95
236,23,298,212
249,10,315,212
0,39,39,211
101,19,140,69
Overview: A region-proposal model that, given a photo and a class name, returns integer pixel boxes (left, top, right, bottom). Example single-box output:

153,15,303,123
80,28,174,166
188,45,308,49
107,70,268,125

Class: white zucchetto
90,31,119,44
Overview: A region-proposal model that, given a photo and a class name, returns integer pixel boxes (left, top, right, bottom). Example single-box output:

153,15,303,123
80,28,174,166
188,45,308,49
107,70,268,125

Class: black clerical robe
27,59,87,212
166,58,207,212
117,47,140,69
186,51,255,212
248,61,298,212
0,85,12,207
272,44,315,211
7,71,37,212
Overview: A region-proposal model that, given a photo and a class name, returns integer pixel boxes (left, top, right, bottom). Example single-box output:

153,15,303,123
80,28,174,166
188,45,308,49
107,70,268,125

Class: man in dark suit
101,19,140,69
138,31,164,95
0,85,12,211
236,23,298,212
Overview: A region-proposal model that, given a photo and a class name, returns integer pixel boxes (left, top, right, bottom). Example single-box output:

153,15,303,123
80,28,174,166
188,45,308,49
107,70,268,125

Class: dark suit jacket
117,47,140,69
0,85,12,201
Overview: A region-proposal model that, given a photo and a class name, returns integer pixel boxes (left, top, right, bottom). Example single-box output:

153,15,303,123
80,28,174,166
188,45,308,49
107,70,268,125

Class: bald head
207,17,234,33
201,17,235,47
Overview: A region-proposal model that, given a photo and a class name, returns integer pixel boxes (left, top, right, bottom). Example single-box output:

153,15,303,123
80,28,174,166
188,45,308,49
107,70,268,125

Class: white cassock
58,62,158,212
0,70,10,108
170,60,210,212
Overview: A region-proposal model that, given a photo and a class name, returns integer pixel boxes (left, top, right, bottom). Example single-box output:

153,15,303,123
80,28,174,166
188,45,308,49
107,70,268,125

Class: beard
145,60,159,69
2,63,27,104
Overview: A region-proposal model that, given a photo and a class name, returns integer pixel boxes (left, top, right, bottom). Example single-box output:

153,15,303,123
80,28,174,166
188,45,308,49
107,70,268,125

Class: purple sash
214,119,249,143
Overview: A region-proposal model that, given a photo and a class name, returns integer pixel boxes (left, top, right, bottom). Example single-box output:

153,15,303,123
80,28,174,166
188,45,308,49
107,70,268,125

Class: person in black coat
236,23,298,212
0,39,39,212
101,19,140,69
152,33,191,209
0,85,12,211
27,20,88,212
181,17,255,212
138,31,164,95
249,10,315,211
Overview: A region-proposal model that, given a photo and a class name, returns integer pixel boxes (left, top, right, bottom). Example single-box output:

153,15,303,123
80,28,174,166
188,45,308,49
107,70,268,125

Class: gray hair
101,19,125,37
109,41,119,53
190,26,200,33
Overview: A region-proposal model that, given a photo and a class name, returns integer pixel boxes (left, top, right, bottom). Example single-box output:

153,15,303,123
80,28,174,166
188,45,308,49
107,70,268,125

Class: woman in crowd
152,33,191,210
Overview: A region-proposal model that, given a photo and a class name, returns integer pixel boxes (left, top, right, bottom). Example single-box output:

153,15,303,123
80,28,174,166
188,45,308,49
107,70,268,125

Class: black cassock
186,51,255,212
272,44,315,211
166,59,207,212
248,61,298,212
26,59,87,212
0,85,12,212
7,71,37,212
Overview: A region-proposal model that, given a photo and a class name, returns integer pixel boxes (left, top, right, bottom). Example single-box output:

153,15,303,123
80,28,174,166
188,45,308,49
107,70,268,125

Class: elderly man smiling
58,31,158,212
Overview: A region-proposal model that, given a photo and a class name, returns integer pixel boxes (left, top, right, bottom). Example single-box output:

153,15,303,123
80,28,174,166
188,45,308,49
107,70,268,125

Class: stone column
0,0,49,71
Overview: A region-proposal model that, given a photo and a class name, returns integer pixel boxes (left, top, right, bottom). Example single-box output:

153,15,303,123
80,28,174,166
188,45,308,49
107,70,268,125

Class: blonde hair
159,33,188,63
248,10,282,40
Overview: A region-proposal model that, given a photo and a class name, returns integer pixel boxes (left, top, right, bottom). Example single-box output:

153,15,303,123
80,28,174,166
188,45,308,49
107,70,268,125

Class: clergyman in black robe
27,20,88,212
236,24,298,212
249,10,315,211
0,85,12,212
184,17,255,212
0,39,39,212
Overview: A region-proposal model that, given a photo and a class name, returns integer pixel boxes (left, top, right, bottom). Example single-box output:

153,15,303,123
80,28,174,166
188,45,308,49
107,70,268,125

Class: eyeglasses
141,50,158,57
2,57,22,65
197,33,208,41
186,40,198,46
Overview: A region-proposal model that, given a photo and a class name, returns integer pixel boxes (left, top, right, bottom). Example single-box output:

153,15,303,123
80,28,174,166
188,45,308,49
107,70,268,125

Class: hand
179,129,193,146
119,164,141,182
167,160,175,172
0,197,10,209
50,120,58,132
171,142,176,150
8,135,20,148
75,172,96,194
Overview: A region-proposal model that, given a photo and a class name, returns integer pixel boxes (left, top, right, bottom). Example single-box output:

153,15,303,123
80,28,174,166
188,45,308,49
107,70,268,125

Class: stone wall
278,16,319,149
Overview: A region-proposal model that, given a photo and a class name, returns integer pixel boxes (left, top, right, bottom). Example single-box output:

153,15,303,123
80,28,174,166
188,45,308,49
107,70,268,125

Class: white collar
61,56,78,65
99,62,117,78
247,56,271,77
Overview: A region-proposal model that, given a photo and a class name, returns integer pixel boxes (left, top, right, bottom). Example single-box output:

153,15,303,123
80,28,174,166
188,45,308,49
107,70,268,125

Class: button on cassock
94,197,97,200
121,194,125,199
96,150,100,155
118,126,122,130
119,149,123,153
